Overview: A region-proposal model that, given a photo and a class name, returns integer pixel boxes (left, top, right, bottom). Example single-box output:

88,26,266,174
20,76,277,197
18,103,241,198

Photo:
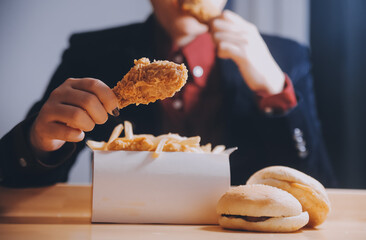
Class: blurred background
0,0,365,188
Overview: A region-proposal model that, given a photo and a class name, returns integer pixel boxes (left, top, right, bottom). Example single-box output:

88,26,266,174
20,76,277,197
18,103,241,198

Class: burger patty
221,214,271,222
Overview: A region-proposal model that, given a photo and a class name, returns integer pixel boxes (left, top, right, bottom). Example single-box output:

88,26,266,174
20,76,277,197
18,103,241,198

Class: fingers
30,113,85,152
221,10,257,31
48,78,116,132
211,10,262,64
46,103,96,132
41,122,85,142
213,31,249,46
211,18,244,33
31,77,118,152
60,87,108,125
211,10,285,97
221,10,246,24
211,10,258,34
67,78,118,114
217,41,242,60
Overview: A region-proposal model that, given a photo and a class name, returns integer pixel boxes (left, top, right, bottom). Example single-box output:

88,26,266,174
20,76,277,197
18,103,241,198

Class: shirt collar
153,17,216,87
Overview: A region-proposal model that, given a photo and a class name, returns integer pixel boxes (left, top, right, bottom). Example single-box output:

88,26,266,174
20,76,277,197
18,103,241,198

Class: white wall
0,0,309,184
0,0,152,184
234,0,309,45
0,0,152,137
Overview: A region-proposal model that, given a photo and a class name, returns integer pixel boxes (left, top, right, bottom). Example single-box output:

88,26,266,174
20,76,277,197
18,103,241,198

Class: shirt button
172,99,183,110
173,55,183,63
294,128,303,137
294,136,304,143
19,157,27,167
298,151,308,159
193,66,204,78
264,107,273,115
297,144,307,152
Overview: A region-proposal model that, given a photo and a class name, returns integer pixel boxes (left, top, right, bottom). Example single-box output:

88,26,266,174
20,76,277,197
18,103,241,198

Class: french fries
124,121,133,139
153,138,168,158
107,124,123,146
86,121,227,158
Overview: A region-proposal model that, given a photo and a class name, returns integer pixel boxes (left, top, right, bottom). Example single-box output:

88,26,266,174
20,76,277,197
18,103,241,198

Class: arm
224,50,336,187
0,35,118,187
211,11,335,187
211,10,285,96
254,57,334,184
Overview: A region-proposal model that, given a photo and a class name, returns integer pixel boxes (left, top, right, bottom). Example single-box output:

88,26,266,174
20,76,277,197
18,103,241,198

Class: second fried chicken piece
179,0,221,24
113,58,188,109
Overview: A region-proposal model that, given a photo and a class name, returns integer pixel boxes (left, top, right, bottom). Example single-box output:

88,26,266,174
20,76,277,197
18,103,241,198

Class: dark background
311,0,366,188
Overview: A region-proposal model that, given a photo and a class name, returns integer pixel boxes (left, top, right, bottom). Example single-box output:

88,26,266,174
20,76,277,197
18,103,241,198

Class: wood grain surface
0,184,365,240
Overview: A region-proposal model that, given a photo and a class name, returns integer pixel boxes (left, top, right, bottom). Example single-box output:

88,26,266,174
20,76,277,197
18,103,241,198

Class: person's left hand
211,10,285,95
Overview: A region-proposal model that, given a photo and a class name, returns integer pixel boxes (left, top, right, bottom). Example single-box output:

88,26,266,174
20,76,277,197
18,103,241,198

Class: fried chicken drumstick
178,0,221,24
113,58,188,109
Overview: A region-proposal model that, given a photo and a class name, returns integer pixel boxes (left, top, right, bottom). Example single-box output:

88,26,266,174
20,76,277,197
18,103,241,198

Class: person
0,0,336,187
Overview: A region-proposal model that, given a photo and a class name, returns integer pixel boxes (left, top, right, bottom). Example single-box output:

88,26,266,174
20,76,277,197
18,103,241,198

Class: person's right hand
30,78,119,153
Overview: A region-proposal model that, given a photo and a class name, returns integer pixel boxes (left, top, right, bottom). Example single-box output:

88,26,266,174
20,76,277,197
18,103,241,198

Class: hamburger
216,184,309,232
246,166,331,227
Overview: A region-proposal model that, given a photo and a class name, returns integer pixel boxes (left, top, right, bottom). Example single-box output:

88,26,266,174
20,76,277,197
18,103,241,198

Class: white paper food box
91,149,233,224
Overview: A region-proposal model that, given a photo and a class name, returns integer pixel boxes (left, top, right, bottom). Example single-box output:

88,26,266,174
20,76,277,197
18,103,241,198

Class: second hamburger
216,184,309,232
246,166,330,227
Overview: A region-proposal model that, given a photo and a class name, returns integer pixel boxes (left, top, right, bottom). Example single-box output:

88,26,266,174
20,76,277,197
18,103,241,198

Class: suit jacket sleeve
255,68,335,186
226,39,336,187
0,35,86,187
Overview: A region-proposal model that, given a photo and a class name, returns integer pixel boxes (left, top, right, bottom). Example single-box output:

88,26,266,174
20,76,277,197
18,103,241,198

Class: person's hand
30,78,119,153
211,10,285,95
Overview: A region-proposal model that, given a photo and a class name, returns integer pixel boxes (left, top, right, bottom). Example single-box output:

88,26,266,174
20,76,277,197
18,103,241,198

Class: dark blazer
0,16,336,187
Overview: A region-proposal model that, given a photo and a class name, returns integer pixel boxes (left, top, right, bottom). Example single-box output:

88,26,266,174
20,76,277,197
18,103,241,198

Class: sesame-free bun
247,166,330,227
216,185,309,232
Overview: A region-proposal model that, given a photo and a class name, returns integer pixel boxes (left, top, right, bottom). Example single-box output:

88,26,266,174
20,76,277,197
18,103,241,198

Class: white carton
91,149,233,224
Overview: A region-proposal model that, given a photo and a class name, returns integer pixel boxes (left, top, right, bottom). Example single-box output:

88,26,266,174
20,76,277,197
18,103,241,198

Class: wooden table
0,184,365,240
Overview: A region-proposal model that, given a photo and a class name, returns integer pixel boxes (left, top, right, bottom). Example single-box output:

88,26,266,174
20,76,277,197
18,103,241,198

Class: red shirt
154,22,297,142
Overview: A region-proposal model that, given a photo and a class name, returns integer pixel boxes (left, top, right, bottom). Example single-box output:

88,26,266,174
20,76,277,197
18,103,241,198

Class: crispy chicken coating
162,142,199,152
107,137,155,151
113,58,188,109
178,0,221,24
